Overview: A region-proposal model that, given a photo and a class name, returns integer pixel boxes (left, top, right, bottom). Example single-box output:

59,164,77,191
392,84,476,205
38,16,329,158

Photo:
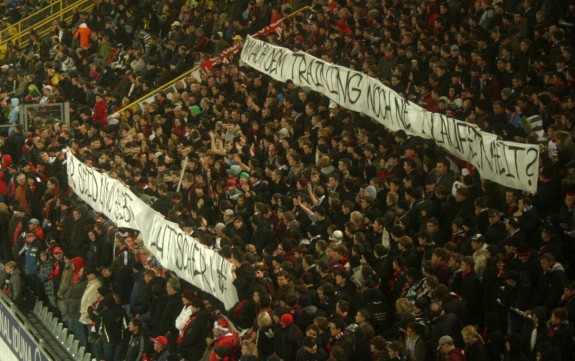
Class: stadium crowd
1,0,575,361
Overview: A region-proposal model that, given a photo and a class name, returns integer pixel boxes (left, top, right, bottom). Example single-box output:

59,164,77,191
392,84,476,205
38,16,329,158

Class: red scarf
49,262,61,280
177,315,197,344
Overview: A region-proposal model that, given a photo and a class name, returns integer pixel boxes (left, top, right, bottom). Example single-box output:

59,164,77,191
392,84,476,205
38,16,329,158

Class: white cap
331,230,344,243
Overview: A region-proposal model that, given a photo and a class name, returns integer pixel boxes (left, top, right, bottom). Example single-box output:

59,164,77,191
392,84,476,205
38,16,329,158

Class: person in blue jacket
19,232,42,284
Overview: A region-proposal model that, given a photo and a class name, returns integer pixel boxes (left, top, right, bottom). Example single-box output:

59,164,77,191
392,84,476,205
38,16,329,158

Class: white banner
66,152,239,309
241,36,540,193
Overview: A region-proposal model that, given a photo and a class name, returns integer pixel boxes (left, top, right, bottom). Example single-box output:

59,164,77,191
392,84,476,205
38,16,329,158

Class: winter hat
182,289,195,302
214,318,230,332
280,313,293,328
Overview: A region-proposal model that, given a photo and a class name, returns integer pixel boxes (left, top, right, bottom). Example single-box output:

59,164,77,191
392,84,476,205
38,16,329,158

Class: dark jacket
428,312,463,350
458,270,483,325
124,330,145,361
130,272,152,315
1,268,23,301
85,238,110,269
233,262,255,301
152,348,169,361
98,303,128,343
538,262,567,310
465,340,488,361
295,345,328,361
68,215,88,258
275,323,304,361
549,321,575,361
178,309,211,361
151,195,172,217
67,279,88,319
158,292,183,335
256,324,276,360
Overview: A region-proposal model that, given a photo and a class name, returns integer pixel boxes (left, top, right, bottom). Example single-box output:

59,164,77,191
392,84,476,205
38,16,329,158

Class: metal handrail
1,0,93,48
0,0,66,40
115,5,312,115
0,292,59,361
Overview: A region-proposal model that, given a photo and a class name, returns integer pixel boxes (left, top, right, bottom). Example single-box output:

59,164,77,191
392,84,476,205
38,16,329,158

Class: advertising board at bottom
0,300,51,361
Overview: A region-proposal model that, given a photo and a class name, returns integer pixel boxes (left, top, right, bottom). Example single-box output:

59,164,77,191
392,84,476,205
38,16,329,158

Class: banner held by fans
240,36,540,193
66,151,238,309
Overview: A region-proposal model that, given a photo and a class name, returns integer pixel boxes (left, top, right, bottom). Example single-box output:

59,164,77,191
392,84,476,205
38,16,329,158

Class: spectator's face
128,322,138,333
355,312,365,324
306,328,318,339
101,268,111,277
563,287,575,300
471,240,482,251
328,323,339,337
153,341,165,353
550,314,560,326
505,192,516,205
540,259,552,272
488,214,500,224
435,162,446,174
448,257,459,269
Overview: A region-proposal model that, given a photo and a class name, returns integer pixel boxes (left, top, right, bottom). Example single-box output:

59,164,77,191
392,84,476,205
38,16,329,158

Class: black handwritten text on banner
67,152,239,309
241,36,540,193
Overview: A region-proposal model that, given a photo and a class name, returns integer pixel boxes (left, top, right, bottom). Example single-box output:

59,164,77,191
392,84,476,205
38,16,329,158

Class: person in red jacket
73,23,92,49
438,335,465,361
209,318,239,361
92,94,108,127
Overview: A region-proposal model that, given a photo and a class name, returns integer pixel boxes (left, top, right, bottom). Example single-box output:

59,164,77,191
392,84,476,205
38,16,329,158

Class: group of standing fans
1,0,575,361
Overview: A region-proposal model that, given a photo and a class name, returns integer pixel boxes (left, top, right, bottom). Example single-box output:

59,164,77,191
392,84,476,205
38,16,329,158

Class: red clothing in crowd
93,98,108,126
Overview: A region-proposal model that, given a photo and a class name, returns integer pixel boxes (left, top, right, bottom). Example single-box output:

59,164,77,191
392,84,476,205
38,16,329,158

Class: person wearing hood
296,295,319,332
58,256,84,323
25,84,41,104
67,265,89,347
73,22,92,49
538,253,567,310
528,306,550,357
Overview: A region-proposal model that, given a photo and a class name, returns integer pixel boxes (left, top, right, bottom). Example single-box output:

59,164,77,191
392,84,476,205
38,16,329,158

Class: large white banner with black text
66,151,239,309
241,36,540,193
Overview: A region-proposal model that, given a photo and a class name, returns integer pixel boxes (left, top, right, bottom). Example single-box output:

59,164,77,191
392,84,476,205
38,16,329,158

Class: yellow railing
116,6,311,116
1,0,94,48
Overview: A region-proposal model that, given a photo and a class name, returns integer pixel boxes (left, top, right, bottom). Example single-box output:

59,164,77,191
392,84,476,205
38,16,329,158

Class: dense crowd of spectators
1,0,575,361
